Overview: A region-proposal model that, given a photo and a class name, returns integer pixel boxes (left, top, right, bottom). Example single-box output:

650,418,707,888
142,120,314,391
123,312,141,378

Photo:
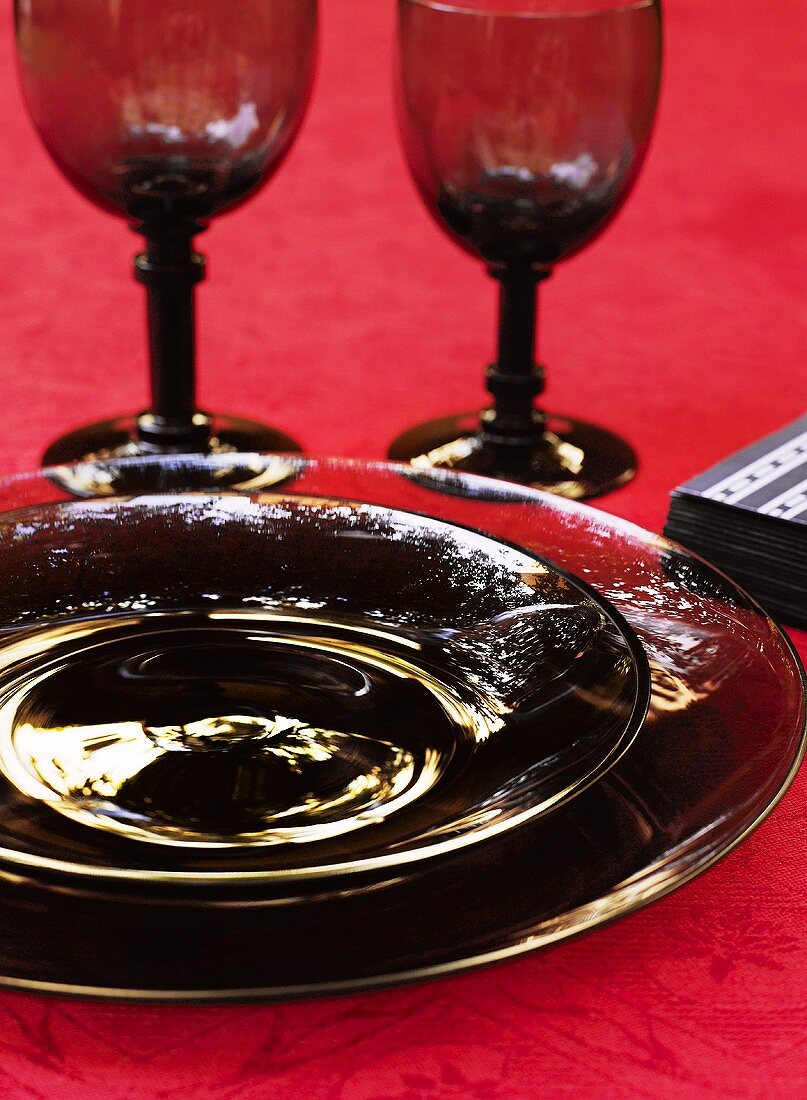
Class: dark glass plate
0,455,800,1001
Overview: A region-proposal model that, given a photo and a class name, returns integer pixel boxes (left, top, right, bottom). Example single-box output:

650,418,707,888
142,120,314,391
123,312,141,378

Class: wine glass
15,0,318,479
389,0,662,498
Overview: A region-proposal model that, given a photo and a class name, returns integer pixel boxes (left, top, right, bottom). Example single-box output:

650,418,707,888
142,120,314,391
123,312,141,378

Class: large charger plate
0,454,800,1001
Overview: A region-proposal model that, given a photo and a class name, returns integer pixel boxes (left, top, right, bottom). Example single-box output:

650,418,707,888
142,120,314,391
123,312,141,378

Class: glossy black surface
0,455,800,1000
388,410,637,499
0,490,645,873
41,414,303,497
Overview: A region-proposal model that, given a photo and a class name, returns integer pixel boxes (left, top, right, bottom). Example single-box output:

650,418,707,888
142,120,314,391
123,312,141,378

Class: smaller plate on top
0,485,647,883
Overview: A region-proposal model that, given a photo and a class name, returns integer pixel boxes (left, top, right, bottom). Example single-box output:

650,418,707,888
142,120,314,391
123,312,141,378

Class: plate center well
0,615,484,847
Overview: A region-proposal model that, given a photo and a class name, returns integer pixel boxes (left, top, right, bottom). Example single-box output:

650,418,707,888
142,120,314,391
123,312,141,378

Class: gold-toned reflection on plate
5,713,439,848
0,617,488,848
646,660,708,719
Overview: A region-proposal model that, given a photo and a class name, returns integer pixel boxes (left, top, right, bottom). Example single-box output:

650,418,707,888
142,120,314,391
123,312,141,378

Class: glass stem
134,220,211,449
480,263,549,457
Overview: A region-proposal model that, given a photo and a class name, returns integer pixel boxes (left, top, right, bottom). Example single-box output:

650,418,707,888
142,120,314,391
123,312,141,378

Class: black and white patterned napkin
665,414,807,628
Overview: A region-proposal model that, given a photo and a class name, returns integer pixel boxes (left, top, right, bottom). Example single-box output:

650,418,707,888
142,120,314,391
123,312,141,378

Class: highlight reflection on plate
0,454,799,1002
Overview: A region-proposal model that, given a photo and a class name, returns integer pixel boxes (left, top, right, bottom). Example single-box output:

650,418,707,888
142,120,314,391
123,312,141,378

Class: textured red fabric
0,0,805,1096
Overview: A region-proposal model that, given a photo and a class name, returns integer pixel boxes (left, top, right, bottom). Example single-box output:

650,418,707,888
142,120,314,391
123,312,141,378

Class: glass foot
41,412,303,497
387,410,636,500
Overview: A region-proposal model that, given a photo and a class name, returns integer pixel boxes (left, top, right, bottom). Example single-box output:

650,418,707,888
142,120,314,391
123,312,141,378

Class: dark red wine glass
389,0,662,498
15,0,318,479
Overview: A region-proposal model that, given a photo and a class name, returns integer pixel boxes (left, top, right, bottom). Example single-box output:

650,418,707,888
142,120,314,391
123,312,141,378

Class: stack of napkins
664,413,807,630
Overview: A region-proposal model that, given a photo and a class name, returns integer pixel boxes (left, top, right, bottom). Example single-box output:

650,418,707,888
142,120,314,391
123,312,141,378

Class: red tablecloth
0,1,805,1096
